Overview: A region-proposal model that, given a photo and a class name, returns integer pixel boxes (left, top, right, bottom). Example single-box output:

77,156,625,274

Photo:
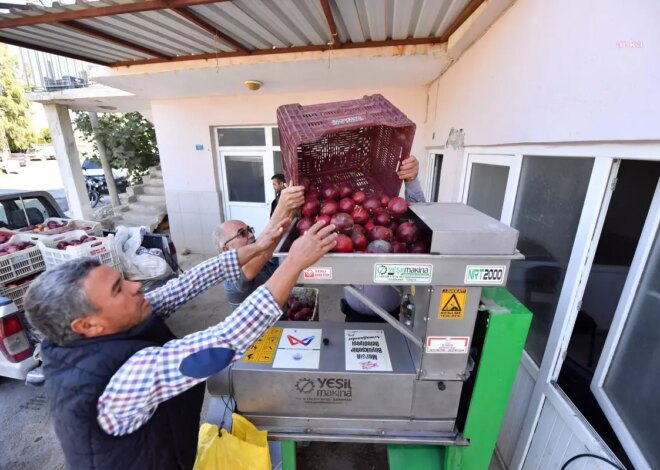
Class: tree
73,111,160,183
38,127,51,144
0,45,35,152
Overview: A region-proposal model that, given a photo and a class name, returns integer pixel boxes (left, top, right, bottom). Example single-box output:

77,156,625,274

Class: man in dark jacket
24,218,337,470
270,173,286,216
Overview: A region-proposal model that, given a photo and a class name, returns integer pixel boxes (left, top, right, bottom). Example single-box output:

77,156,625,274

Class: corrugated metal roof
0,0,482,66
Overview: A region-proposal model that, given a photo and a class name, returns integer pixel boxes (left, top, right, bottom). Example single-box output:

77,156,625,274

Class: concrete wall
151,86,429,253
426,0,660,202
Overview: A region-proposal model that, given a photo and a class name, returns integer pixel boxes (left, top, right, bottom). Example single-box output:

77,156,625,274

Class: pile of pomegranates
295,179,430,254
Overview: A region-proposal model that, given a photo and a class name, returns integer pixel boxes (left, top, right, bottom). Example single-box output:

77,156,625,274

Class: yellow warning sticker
438,288,467,320
243,327,283,363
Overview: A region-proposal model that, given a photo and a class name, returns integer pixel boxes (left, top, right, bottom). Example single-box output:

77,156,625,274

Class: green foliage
0,45,36,152
73,111,159,183
38,127,51,144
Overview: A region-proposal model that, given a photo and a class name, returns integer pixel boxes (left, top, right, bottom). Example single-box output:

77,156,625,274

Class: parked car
27,147,56,161
9,153,28,167
0,191,178,383
81,158,128,193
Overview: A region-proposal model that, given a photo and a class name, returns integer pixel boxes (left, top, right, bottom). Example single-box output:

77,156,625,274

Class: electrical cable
560,453,625,470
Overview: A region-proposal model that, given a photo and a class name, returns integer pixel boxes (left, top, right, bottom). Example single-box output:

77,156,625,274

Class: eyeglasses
224,226,255,246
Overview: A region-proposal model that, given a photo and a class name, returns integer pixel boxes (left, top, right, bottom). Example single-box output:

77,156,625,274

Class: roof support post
88,112,121,209
43,104,92,220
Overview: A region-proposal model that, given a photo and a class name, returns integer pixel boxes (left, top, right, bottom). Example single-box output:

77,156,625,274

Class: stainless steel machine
208,203,522,445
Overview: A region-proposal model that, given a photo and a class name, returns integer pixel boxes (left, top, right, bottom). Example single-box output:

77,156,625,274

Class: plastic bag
114,225,172,280
193,414,272,470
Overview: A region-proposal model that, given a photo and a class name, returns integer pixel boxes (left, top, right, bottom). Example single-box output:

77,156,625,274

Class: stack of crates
0,234,46,311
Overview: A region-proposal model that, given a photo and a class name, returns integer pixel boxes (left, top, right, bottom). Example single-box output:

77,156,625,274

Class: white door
219,150,272,236
591,178,660,470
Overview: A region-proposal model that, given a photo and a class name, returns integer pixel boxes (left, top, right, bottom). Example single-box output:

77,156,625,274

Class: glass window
273,151,284,177
16,197,55,225
467,163,508,220
603,230,660,469
430,154,443,203
224,155,265,203
507,156,594,364
217,128,265,147
272,128,280,147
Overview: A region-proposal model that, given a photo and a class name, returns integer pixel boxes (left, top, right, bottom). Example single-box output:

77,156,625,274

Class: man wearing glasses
214,183,305,309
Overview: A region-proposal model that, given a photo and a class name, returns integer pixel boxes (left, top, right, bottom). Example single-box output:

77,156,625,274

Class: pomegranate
296,217,314,234
352,191,366,205
367,240,393,254
320,183,339,200
368,226,393,242
387,197,409,217
352,224,366,235
301,199,320,218
320,200,339,217
391,241,408,253
374,211,391,227
363,196,381,213
316,214,332,225
351,207,369,225
333,234,354,253
380,194,391,207
396,220,418,244
410,240,430,254
389,220,400,232
306,187,319,200
351,231,368,251
364,220,376,232
338,182,353,199
331,213,354,234
339,197,356,213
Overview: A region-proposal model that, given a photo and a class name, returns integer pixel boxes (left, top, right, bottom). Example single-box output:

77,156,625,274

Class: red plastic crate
277,94,416,197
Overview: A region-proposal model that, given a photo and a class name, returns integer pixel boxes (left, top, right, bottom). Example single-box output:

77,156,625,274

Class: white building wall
426,0,660,202
151,86,429,254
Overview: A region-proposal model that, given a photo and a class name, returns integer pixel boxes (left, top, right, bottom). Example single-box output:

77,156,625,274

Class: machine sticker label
303,267,332,280
464,265,506,284
273,328,323,369
373,263,433,284
438,288,467,320
293,377,353,404
344,330,393,372
426,336,470,354
243,327,282,363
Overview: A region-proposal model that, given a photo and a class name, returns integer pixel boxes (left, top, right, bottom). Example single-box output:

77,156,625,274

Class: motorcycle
85,176,102,208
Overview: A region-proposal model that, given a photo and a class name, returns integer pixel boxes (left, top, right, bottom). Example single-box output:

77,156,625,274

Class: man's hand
265,221,337,307
398,155,419,182
287,221,337,270
272,183,305,221
254,217,291,252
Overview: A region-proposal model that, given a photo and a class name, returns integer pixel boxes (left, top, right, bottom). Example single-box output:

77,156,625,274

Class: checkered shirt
96,249,282,436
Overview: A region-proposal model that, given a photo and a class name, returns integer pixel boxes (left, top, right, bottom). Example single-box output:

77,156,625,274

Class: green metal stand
282,288,531,470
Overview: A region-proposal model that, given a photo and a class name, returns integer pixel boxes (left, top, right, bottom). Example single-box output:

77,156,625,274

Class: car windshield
82,159,102,170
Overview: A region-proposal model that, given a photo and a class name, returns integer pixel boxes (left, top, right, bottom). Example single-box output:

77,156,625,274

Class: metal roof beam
438,0,486,42
0,0,229,28
62,21,171,59
0,35,110,66
319,0,339,47
170,7,249,53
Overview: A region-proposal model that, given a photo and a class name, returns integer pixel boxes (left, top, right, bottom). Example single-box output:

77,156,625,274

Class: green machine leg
281,440,296,470
390,287,532,470
281,288,531,470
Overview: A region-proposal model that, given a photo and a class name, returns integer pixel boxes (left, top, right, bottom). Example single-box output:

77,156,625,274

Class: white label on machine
273,349,321,369
303,267,333,280
373,263,433,284
344,330,393,372
426,336,470,354
464,265,506,284
273,328,323,369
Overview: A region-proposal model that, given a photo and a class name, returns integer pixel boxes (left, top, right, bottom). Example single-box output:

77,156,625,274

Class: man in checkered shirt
24,216,337,470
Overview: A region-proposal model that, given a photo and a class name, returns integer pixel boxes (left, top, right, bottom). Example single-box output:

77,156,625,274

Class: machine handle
345,286,423,349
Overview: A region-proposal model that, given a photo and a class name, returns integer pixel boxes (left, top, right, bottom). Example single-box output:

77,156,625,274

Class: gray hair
211,223,228,252
24,258,101,346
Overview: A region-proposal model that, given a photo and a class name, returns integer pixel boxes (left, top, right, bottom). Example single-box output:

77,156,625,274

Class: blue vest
41,315,205,470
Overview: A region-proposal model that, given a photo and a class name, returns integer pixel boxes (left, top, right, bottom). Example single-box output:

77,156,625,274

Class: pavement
0,252,392,469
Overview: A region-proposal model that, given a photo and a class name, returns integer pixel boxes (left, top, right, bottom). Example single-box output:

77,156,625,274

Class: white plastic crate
0,234,45,284
284,287,320,321
37,230,121,271
0,279,35,312
18,217,100,236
